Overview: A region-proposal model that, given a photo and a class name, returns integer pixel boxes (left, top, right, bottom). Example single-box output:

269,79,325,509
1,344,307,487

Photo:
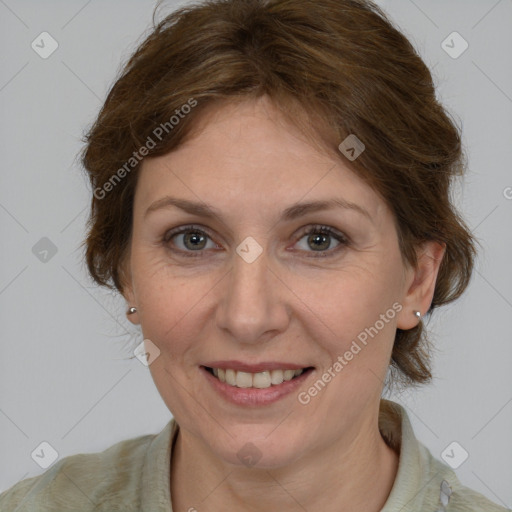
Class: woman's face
123,96,438,468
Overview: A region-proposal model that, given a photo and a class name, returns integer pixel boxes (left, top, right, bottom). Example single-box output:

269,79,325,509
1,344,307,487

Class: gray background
1,0,511,507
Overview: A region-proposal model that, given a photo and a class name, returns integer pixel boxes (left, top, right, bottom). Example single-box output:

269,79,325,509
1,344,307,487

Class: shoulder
448,484,510,512
0,431,157,512
421,445,510,512
379,400,509,512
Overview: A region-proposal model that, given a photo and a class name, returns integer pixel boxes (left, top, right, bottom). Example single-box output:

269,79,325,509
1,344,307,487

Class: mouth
202,365,315,389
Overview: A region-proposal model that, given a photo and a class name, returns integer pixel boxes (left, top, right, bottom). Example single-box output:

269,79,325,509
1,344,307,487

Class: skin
122,95,445,512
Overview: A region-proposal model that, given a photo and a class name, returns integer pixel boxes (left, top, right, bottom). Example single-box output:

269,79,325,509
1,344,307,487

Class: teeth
284,369,296,381
210,367,306,388
225,369,236,386
270,369,284,385
252,371,271,389
236,371,253,388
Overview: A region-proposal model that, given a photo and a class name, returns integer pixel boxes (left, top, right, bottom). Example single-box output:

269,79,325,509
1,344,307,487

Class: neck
170,411,399,512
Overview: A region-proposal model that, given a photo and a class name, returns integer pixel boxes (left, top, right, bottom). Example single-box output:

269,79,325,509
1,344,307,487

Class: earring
127,307,137,315
413,310,421,319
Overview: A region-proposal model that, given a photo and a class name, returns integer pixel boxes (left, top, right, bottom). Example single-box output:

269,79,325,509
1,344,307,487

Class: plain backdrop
1,0,511,507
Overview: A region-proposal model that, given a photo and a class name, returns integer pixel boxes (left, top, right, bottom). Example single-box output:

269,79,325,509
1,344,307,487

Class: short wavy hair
80,0,477,388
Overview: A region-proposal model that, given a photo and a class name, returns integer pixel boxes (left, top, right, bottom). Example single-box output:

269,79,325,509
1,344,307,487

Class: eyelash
162,224,350,259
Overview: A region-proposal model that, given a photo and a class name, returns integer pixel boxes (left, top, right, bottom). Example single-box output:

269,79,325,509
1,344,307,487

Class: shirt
0,399,508,511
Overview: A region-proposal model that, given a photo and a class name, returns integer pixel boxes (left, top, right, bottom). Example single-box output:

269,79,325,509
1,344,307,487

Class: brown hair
81,0,477,388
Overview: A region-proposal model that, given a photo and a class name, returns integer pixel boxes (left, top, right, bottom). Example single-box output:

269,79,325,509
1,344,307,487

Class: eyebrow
144,196,373,223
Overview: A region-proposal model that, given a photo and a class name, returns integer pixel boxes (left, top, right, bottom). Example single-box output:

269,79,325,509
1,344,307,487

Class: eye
163,225,219,257
293,225,349,257
162,224,349,258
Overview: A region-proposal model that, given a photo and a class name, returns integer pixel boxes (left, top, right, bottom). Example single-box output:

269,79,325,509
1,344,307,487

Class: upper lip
202,361,313,373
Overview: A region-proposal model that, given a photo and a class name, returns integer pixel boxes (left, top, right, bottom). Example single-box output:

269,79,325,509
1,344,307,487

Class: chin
209,430,308,470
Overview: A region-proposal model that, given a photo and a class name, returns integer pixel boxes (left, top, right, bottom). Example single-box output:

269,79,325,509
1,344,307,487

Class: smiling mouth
203,366,315,389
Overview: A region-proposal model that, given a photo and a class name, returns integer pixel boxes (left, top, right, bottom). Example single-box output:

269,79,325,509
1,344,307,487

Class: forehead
135,97,385,223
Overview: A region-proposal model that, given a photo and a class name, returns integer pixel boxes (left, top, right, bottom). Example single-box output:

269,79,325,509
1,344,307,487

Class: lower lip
201,366,315,406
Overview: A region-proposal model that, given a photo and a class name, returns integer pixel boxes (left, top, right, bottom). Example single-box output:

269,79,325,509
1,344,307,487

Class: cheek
132,258,228,368
288,264,402,375
138,289,200,357
293,261,400,332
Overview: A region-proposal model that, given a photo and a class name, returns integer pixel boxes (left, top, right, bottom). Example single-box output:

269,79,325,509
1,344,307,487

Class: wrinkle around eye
142,213,379,258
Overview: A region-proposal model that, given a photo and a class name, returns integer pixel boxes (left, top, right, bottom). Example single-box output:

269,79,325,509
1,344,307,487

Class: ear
396,241,446,330
119,252,140,326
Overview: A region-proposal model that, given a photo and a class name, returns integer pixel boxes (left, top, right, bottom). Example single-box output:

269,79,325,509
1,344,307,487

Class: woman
1,0,507,510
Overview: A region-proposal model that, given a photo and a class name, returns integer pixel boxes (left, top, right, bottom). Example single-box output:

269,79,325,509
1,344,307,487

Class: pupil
309,233,329,251
185,232,205,250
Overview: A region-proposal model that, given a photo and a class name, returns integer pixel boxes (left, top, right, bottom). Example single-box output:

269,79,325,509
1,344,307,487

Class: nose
215,246,290,345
